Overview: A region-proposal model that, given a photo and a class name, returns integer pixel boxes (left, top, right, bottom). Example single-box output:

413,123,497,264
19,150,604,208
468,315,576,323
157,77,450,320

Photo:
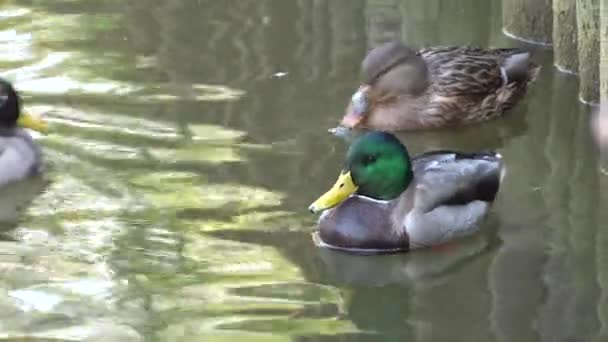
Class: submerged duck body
309,132,504,254
0,78,48,188
340,42,540,131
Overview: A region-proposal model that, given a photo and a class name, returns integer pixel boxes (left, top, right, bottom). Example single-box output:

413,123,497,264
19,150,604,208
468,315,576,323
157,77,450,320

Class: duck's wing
419,46,535,96
410,150,504,213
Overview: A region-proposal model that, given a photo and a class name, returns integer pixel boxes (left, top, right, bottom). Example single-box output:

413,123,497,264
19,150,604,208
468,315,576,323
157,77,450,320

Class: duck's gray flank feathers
402,151,503,248
410,151,503,213
0,127,43,187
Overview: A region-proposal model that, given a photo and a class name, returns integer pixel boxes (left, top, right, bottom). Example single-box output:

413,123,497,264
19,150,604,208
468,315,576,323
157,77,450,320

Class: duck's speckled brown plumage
341,42,541,131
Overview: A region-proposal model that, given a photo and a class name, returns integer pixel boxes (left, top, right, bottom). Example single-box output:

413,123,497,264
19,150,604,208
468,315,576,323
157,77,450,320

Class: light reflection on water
0,1,605,341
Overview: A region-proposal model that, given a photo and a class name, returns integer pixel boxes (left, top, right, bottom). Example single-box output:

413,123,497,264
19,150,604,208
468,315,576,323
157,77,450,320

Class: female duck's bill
340,85,370,129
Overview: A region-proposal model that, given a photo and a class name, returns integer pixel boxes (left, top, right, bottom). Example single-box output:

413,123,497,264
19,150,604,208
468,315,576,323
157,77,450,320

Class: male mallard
308,131,504,254
0,78,48,188
339,42,540,131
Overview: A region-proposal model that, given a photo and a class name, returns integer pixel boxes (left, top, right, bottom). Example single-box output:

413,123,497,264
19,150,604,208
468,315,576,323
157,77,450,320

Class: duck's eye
362,155,377,166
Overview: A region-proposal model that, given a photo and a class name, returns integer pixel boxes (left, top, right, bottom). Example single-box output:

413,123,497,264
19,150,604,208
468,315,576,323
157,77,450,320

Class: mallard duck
308,131,504,254
0,78,48,188
339,42,540,131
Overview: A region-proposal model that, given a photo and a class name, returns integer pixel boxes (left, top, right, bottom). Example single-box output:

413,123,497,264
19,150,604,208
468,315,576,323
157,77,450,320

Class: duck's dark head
0,78,20,129
0,78,47,132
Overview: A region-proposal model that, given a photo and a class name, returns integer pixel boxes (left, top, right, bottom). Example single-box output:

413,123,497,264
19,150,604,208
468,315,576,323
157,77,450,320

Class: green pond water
0,1,606,341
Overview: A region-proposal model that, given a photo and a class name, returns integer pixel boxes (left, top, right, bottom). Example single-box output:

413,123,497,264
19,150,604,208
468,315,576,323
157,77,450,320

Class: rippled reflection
0,0,604,341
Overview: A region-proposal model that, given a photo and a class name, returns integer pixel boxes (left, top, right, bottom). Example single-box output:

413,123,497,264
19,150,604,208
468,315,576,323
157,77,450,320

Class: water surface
0,1,605,341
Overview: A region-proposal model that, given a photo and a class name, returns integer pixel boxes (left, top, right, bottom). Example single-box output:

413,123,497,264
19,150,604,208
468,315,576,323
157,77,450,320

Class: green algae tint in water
0,1,606,341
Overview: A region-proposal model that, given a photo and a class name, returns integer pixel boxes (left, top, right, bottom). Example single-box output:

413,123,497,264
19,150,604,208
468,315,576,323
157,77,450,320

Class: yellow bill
17,111,48,133
308,171,358,213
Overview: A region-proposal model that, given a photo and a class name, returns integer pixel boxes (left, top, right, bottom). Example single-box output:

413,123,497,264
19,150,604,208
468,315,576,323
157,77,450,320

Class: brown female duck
339,42,540,131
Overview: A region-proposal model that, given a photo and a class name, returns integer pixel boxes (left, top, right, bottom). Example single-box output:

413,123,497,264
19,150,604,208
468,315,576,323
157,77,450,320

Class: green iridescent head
309,131,413,213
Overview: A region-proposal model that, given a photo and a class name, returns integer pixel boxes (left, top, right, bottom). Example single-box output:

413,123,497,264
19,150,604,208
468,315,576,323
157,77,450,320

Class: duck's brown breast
364,94,458,131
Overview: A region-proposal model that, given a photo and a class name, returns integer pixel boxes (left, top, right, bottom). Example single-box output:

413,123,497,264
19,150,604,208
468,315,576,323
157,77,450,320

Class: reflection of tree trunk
488,59,554,342
400,0,440,44
489,179,546,341
602,0,608,102
489,0,512,46
411,257,494,342
560,103,601,339
293,0,329,83
553,0,579,73
342,287,415,341
400,0,492,46
327,0,366,82
365,0,402,48
541,72,575,331
122,2,161,55
539,71,597,341
597,166,608,340
489,242,544,342
577,0,600,103
502,0,552,44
